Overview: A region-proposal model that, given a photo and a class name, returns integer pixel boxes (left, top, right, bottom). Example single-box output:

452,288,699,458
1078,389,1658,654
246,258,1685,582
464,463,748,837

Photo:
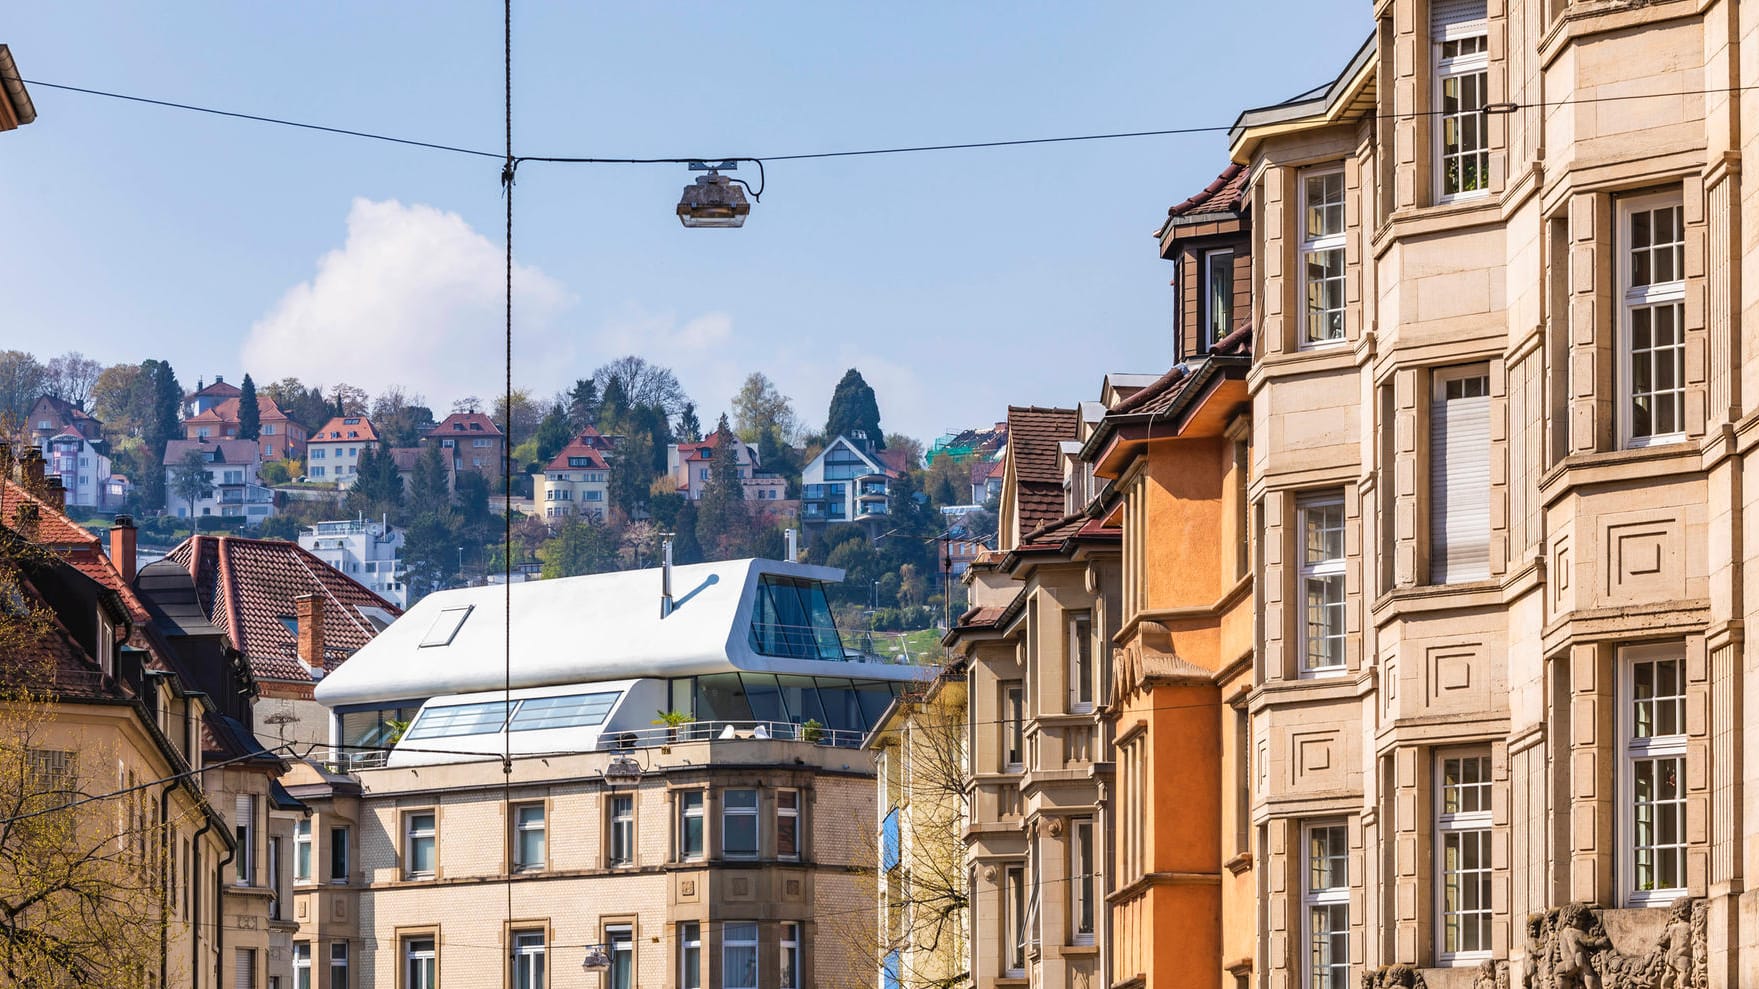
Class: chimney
785,527,798,563
110,515,138,584
295,593,325,673
660,538,674,619
19,449,43,486
41,476,64,511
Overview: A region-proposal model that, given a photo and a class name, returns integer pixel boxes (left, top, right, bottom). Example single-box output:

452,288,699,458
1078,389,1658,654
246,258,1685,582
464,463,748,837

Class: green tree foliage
409,443,451,517
694,416,752,559
90,364,147,438
733,372,800,446
236,374,260,440
606,431,655,518
925,452,966,507
540,516,620,578
170,449,213,519
401,513,458,598
534,403,572,464
345,445,404,518
371,387,435,447
824,368,884,448
566,378,598,433
597,377,628,427
672,500,703,565
493,388,541,448
260,377,332,433
136,360,182,510
0,350,46,425
886,433,925,470
676,402,702,444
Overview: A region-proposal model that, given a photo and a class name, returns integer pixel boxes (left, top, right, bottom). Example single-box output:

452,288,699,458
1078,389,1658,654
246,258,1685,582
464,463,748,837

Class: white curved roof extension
314,558,920,708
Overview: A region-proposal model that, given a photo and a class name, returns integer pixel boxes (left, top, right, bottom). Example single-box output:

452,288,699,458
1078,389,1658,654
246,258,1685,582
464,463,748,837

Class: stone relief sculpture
1522,899,1706,989
1362,964,1426,989
1473,958,1510,989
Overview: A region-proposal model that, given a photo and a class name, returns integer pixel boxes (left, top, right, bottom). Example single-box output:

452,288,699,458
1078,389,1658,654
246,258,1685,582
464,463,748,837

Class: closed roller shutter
1433,0,1487,33
1431,370,1491,583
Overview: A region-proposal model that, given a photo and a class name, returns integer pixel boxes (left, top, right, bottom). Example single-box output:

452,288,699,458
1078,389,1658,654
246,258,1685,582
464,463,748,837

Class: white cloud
240,198,574,409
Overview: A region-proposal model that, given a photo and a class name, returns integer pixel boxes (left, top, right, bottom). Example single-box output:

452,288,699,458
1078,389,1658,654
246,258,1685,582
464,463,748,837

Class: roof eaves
1228,32,1377,160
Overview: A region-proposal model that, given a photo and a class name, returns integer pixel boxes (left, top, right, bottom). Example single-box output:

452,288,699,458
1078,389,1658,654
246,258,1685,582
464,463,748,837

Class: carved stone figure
1655,898,1695,989
1526,911,1556,989
1523,898,1708,989
1474,958,1509,989
1361,965,1426,989
1554,903,1610,989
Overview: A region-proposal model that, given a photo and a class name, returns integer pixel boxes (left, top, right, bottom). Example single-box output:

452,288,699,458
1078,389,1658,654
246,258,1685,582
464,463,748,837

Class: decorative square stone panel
1605,516,1684,602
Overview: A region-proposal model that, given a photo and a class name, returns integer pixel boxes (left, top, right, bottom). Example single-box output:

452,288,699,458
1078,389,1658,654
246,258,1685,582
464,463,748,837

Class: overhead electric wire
0,740,302,827
13,71,1759,172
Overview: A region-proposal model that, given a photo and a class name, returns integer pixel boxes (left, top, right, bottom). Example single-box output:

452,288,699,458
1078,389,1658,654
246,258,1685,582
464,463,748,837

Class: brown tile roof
954,606,1006,630
189,379,243,400
1167,162,1247,220
1006,406,1079,534
162,438,261,466
184,395,291,426
0,478,100,548
389,447,425,471
545,437,610,471
166,535,399,683
427,413,504,438
875,449,913,477
1017,511,1122,552
310,417,380,444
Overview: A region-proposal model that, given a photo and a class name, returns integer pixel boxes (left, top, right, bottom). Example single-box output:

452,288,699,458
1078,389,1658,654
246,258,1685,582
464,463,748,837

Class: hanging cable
501,0,519,972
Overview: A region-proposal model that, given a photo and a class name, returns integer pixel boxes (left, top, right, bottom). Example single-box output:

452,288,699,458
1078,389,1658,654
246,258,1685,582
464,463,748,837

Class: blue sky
1,3,1370,442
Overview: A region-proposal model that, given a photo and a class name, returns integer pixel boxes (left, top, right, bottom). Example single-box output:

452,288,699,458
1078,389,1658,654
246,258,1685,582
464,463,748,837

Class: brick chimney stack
41,476,64,511
295,593,325,674
110,515,138,584
19,449,43,486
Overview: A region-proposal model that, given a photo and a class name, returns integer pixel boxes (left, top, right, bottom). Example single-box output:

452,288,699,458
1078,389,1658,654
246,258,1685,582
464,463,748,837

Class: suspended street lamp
676,161,752,228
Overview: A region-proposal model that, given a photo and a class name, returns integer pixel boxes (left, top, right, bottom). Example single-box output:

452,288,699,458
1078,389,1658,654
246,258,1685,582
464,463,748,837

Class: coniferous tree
824,368,885,448
567,378,599,433
672,500,703,565
598,378,629,429
534,403,572,464
236,374,260,440
695,416,751,559
345,445,404,517
409,443,451,517
676,402,702,443
137,359,182,510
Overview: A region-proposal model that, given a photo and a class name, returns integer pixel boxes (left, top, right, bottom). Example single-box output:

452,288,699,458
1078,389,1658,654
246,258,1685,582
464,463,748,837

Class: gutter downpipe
189,815,214,989
158,781,179,989
215,838,237,989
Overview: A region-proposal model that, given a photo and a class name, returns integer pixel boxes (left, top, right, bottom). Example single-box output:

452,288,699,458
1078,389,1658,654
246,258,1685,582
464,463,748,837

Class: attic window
470,423,483,431
419,606,473,647
343,418,360,425
404,700,512,739
508,692,620,731
279,616,298,637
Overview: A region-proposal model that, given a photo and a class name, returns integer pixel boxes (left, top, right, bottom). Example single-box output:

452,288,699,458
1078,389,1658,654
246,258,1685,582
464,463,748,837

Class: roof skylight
508,692,620,732
404,700,512,740
419,606,472,647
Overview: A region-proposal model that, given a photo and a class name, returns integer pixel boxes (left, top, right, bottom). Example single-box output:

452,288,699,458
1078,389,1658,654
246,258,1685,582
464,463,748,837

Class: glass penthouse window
749,575,845,661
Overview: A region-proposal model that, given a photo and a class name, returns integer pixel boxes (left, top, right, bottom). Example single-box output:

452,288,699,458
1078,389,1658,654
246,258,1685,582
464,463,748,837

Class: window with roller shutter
1429,366,1492,583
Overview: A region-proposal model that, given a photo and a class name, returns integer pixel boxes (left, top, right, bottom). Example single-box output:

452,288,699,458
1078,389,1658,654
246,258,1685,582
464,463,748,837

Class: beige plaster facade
285,736,876,988
1231,1,1759,986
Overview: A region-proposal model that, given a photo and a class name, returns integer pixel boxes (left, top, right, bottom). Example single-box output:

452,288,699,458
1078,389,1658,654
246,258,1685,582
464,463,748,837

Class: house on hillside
183,394,307,461
28,394,123,510
163,438,276,526
422,412,504,477
183,375,243,419
306,416,380,488
540,433,611,520
298,518,407,608
925,421,1008,467
668,432,787,502
799,432,908,531
389,446,454,498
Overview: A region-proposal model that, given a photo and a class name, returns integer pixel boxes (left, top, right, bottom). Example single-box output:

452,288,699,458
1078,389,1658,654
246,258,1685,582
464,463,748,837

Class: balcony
593,720,867,750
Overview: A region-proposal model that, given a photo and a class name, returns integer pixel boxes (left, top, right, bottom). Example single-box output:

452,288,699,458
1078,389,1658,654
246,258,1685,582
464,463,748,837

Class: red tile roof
545,437,610,471
427,413,503,438
1005,406,1079,535
310,416,380,444
166,535,399,683
184,395,291,426
954,605,1006,631
0,477,99,548
1167,162,1247,220
189,379,243,400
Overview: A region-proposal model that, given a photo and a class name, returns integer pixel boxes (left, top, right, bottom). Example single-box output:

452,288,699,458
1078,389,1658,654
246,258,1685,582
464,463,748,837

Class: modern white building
799,433,904,529
297,518,408,608
163,438,277,526
291,558,928,989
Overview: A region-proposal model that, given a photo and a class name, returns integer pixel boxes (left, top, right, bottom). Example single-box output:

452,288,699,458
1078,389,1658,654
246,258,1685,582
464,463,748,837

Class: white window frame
1003,683,1026,771
723,789,759,860
776,788,801,861
512,803,546,872
512,930,545,989
678,922,702,989
1299,167,1348,347
1619,643,1688,907
1067,613,1094,714
235,794,257,887
678,790,706,861
1434,21,1491,203
1434,749,1493,964
1069,817,1096,946
1617,192,1688,449
1303,821,1350,989
294,819,312,883
1003,863,1027,977
402,811,435,879
606,925,634,989
608,794,635,867
1297,494,1348,676
1201,248,1235,350
402,936,436,989
293,943,312,989
780,922,801,989
723,921,760,989
328,942,348,989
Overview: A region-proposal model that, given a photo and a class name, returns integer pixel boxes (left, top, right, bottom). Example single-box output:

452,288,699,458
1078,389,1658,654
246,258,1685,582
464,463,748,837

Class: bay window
1623,645,1687,904
1304,822,1350,989
1436,751,1492,962
1620,194,1687,446
1435,0,1489,199
1298,494,1347,674
1300,168,1347,346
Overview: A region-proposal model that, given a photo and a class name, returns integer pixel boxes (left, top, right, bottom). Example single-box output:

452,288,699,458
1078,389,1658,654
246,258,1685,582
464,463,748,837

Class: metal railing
594,720,866,751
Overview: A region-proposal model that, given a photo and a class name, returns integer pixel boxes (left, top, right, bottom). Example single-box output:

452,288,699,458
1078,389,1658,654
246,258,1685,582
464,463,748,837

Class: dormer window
1201,249,1234,351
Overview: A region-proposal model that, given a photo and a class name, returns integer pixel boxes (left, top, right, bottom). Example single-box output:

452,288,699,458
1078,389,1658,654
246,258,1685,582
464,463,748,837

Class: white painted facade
297,518,408,608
